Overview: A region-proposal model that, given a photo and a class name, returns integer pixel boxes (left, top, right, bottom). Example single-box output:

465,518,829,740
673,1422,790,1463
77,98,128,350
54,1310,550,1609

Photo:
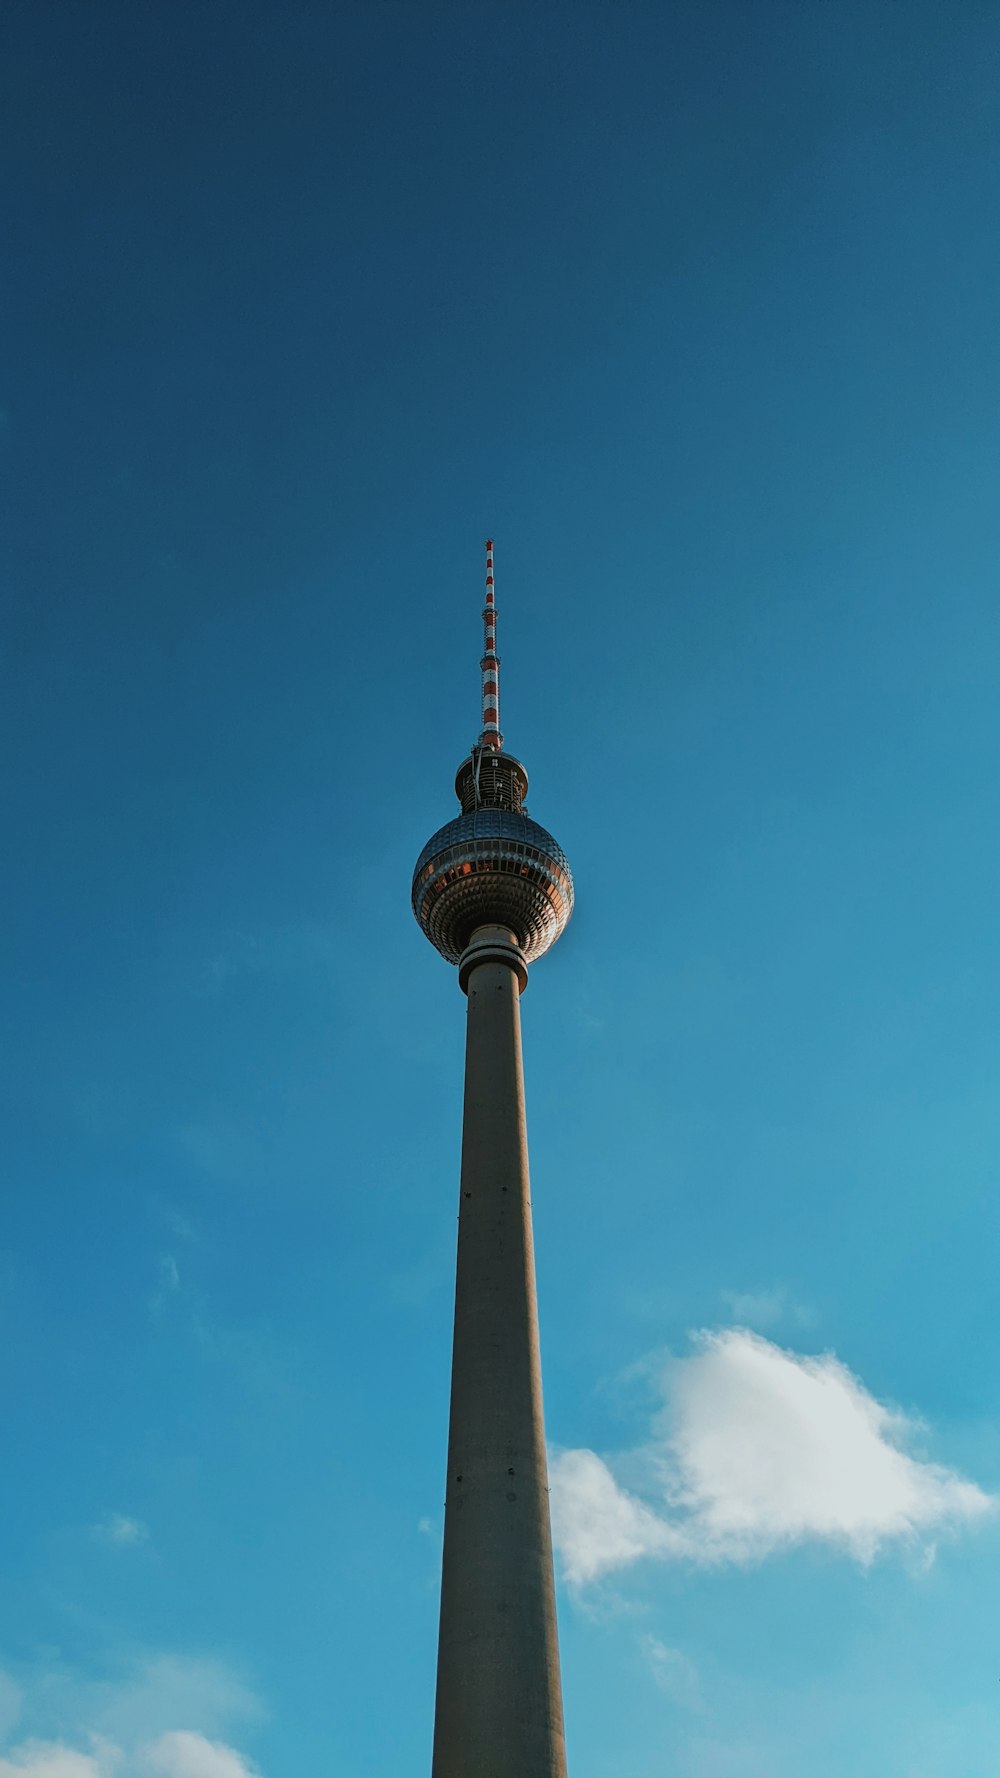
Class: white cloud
143,1733,257,1778
92,1517,148,1548
550,1329,995,1583
639,1636,703,1711
549,1449,682,1582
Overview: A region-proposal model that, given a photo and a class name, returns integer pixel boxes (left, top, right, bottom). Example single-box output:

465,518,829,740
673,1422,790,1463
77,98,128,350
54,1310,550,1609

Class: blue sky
3,3,1000,1774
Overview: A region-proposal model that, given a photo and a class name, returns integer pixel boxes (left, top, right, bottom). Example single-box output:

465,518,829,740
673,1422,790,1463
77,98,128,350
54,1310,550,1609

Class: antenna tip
485,538,493,550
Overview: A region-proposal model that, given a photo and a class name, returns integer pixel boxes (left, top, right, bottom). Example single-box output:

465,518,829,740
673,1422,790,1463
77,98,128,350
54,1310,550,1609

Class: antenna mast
479,538,503,751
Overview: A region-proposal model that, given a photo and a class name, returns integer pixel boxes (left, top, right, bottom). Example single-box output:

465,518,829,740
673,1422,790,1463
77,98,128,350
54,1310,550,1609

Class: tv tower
412,541,574,1778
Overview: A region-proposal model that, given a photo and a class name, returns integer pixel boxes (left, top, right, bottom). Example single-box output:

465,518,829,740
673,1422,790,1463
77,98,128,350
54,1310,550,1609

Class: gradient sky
3,5,1000,1776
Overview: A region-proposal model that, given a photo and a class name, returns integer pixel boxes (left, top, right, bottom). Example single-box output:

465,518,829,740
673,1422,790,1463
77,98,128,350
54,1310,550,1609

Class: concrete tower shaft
432,925,567,1778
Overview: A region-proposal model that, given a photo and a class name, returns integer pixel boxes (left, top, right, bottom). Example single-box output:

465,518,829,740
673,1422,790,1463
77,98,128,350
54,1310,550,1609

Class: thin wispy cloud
85,1654,263,1747
143,1247,299,1413
638,1635,704,1712
719,1287,813,1329
160,1206,197,1245
172,1122,257,1186
91,1515,149,1549
159,1257,180,1293
150,1255,181,1315
0,1679,21,1745
190,921,341,1001
551,1329,995,1584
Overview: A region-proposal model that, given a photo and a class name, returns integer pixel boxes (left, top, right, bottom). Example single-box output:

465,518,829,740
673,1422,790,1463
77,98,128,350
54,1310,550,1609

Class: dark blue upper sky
3,6,1000,1777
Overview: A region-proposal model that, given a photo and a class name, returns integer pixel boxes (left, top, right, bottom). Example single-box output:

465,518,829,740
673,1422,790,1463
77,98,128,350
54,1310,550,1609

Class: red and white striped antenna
479,538,503,751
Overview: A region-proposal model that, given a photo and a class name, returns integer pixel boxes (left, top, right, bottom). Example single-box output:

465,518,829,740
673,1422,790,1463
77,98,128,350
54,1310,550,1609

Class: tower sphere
412,750,574,966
